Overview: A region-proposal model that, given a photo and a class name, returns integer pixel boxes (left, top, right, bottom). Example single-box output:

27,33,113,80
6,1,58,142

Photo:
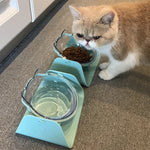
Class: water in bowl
32,90,70,118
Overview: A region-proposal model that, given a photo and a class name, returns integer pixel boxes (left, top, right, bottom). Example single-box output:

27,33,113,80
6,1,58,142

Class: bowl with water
21,71,78,122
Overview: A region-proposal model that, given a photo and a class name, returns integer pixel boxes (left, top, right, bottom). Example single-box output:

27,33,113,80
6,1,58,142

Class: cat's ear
69,6,81,21
99,11,115,25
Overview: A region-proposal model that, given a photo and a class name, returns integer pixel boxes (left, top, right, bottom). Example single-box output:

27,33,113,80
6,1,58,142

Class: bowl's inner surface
32,90,70,118
25,74,77,120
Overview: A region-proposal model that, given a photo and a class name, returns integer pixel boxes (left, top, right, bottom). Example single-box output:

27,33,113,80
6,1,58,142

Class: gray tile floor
0,0,150,150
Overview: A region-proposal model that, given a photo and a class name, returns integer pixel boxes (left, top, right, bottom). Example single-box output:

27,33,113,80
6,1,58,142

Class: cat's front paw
99,70,114,80
99,62,109,70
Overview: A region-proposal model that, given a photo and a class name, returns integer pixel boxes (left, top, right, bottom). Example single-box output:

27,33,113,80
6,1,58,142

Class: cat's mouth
86,42,90,46
84,44,92,50
77,41,93,50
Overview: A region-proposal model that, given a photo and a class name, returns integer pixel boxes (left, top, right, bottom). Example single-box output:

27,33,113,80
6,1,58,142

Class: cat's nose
85,39,90,42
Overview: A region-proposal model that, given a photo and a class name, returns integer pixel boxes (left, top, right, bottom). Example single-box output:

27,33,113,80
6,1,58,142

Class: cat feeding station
16,31,100,148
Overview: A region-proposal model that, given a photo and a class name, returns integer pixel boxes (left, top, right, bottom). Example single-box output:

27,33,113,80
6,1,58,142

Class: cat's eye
76,33,84,38
93,36,101,40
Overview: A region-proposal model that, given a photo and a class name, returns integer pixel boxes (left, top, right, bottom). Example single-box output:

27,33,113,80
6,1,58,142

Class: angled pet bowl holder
52,30,100,87
16,31,100,148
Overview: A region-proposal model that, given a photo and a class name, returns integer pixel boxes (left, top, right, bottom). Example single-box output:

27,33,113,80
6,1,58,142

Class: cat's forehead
73,20,108,36
72,6,111,34
81,12,101,23
79,5,111,22
81,18,109,34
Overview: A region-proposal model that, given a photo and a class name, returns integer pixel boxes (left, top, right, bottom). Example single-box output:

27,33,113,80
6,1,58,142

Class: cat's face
69,6,118,50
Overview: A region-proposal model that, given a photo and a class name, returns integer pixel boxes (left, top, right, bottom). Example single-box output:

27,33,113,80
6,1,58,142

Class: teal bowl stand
16,71,84,148
16,34,100,148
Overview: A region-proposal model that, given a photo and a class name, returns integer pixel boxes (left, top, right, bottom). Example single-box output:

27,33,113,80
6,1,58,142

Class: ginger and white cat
69,0,150,80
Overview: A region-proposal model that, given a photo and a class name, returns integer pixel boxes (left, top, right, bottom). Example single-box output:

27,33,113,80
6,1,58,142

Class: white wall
0,0,31,55
30,0,55,22
0,0,57,62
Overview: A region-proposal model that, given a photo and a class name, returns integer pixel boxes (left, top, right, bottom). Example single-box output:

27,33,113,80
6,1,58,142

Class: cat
69,0,150,80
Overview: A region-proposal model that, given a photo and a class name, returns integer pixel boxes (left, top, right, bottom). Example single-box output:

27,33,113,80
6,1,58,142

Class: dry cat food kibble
62,46,92,63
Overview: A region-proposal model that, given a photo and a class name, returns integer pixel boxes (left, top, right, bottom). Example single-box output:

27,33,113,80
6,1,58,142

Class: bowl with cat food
53,30,97,67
